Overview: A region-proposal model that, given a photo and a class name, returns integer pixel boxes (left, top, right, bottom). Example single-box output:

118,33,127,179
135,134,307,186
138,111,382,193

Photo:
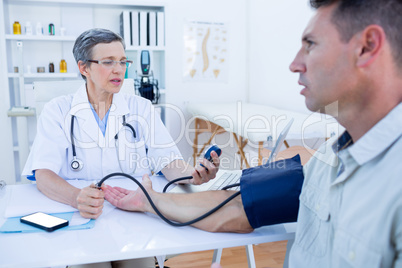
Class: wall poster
183,21,229,82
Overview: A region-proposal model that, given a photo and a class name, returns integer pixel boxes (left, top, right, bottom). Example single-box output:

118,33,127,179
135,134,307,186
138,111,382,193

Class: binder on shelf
148,12,157,46
130,11,140,46
157,12,165,47
139,11,148,46
120,11,131,47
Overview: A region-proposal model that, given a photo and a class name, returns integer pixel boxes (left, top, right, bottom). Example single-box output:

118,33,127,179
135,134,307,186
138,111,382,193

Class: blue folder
0,212,95,233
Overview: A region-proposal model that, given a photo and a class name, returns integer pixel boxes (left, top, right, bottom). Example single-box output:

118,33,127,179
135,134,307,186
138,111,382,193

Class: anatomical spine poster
183,21,229,82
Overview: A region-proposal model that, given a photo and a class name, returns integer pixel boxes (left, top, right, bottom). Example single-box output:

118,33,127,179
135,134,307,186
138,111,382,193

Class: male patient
103,0,402,266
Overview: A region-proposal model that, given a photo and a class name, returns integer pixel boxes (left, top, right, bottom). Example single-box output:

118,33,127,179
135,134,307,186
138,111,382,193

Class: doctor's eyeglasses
87,59,133,69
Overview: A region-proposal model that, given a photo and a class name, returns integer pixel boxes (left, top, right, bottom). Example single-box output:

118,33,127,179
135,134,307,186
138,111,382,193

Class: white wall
248,0,314,113
164,0,248,161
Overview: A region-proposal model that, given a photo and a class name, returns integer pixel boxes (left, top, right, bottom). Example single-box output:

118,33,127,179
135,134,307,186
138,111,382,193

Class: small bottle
25,21,33,35
49,23,55,36
13,21,21,35
60,27,66,36
60,59,67,73
36,22,43,36
49,62,54,73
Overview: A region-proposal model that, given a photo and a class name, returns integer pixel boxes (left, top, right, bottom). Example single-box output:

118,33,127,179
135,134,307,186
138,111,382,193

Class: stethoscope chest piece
70,156,84,171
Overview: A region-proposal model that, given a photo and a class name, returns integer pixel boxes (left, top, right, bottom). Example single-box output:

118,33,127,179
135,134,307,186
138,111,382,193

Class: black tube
97,172,240,227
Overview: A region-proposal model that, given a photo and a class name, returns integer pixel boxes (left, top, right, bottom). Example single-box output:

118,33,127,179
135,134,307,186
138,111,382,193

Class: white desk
0,180,296,268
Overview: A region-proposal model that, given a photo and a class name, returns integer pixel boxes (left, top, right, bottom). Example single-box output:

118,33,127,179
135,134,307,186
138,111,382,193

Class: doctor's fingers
76,197,104,218
198,160,218,177
78,205,104,219
191,168,210,185
81,185,105,199
76,193,105,208
199,155,219,174
210,151,221,167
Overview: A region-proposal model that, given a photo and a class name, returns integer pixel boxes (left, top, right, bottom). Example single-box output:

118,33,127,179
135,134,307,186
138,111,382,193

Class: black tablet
20,212,69,232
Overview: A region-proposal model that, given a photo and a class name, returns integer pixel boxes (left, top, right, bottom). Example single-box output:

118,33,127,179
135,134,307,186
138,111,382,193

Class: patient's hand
102,174,154,212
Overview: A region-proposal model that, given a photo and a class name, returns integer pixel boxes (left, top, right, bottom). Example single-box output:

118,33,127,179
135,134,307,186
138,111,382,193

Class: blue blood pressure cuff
240,155,304,229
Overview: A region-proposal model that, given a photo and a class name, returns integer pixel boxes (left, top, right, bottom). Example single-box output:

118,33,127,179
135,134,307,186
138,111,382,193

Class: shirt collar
346,103,402,165
332,131,353,154
70,83,130,117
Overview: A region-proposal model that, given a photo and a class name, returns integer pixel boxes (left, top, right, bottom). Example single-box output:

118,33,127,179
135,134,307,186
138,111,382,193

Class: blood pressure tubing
96,173,240,227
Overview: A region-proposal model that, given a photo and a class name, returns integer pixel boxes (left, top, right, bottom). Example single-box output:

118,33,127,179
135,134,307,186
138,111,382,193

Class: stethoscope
94,145,242,227
70,114,137,172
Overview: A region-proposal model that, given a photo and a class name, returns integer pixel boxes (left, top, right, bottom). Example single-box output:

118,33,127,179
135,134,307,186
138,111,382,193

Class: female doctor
23,29,219,225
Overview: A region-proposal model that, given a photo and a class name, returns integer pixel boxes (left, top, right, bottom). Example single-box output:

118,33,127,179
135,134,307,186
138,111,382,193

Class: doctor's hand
75,184,105,219
191,150,220,185
102,174,154,213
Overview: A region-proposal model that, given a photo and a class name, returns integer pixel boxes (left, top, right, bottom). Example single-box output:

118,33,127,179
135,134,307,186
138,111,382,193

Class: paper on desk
67,202,114,226
4,184,78,218
70,211,90,226
4,176,168,219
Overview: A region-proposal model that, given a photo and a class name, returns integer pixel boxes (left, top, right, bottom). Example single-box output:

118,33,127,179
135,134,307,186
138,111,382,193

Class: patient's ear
356,25,385,68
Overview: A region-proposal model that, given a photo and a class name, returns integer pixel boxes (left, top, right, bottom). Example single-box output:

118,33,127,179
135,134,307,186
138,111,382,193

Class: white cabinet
0,0,166,183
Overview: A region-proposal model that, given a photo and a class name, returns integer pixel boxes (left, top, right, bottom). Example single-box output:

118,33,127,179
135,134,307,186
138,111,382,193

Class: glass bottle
59,59,67,73
36,22,43,36
49,23,55,35
49,62,54,73
13,21,21,35
25,21,32,35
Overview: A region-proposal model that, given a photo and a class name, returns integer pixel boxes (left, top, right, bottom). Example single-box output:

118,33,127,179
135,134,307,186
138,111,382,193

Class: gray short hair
72,28,125,81
310,0,402,69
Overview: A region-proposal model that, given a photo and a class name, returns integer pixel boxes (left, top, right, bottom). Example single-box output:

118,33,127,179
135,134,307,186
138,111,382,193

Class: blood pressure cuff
240,155,304,229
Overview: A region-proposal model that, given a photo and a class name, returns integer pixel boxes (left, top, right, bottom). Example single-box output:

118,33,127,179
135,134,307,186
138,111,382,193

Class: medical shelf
7,73,78,79
7,106,36,117
0,0,166,184
5,35,77,41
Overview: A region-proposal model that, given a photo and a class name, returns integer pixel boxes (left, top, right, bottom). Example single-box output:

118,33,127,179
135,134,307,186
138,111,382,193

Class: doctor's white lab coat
23,84,182,181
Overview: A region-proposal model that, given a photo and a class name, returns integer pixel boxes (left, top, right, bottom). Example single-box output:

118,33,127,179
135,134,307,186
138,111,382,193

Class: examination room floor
164,240,287,268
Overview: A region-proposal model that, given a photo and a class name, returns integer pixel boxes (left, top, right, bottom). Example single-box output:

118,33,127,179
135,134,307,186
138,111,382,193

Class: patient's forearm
148,190,253,233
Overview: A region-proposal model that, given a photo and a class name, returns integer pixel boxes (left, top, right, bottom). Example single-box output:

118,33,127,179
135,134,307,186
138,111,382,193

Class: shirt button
315,204,320,211
348,251,355,261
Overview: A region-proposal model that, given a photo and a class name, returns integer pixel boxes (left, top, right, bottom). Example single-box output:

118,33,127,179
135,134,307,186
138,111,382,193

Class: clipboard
0,211,95,233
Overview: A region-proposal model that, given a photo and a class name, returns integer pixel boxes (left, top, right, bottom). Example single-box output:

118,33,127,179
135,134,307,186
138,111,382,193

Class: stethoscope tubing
97,172,240,227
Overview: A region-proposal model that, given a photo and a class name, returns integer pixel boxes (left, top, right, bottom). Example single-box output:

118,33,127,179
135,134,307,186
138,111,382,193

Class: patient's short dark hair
310,0,402,68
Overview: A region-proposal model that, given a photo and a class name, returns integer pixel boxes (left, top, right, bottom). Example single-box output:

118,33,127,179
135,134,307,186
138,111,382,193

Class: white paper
4,184,78,218
4,176,168,219
69,211,91,226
